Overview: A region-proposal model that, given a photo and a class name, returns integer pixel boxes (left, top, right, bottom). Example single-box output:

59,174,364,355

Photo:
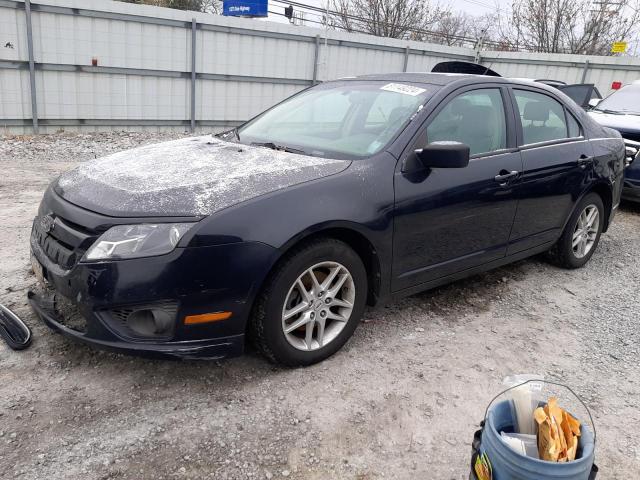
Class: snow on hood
56,136,351,217
588,110,640,132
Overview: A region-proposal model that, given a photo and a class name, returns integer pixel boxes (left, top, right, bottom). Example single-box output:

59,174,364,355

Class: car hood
55,136,351,217
588,110,640,132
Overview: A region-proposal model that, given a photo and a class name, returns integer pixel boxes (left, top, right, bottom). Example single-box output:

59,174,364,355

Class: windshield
236,81,435,159
594,85,640,114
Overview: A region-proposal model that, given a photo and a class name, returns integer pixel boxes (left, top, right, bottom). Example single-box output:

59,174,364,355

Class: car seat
459,105,499,155
521,101,560,144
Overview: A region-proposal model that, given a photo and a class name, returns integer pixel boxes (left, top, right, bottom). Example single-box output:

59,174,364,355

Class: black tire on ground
547,192,605,269
250,238,367,366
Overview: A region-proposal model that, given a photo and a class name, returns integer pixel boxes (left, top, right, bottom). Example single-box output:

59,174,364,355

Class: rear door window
513,90,568,145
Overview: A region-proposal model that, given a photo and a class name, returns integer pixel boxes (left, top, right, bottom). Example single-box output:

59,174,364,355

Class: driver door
392,86,523,291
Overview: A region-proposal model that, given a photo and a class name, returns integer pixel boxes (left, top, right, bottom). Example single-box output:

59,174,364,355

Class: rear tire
547,192,604,269
250,238,367,366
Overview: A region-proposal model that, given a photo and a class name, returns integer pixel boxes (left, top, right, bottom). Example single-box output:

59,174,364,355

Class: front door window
426,89,507,157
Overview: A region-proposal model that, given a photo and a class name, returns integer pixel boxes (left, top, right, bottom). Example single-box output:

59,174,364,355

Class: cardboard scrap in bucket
534,397,582,462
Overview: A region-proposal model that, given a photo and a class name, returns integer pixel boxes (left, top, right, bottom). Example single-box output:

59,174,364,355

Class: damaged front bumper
28,208,279,360
28,289,243,359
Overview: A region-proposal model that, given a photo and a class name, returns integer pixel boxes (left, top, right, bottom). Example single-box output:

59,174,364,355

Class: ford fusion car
29,73,625,366
588,83,640,202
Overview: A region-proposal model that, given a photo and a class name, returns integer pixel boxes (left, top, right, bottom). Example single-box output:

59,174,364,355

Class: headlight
83,223,194,261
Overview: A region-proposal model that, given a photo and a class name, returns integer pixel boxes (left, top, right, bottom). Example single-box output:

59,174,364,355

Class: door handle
577,155,594,167
494,170,519,183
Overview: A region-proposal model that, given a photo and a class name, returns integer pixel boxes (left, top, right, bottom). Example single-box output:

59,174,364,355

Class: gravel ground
0,132,639,480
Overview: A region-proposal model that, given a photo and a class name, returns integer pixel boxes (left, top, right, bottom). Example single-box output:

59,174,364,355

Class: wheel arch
278,225,382,307
253,223,383,319
587,181,613,232
558,181,613,239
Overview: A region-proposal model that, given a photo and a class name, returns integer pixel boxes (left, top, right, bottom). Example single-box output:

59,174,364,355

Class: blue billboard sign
223,0,268,17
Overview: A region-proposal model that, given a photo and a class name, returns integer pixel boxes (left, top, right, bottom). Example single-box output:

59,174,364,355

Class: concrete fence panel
2,0,640,134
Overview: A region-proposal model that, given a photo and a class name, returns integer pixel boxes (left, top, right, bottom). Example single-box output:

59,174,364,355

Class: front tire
547,192,604,269
250,238,367,366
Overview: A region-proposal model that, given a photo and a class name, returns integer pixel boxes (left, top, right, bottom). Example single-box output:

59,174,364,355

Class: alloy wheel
281,261,355,351
572,204,599,259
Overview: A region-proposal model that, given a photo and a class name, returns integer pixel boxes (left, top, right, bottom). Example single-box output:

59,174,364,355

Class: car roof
333,72,565,98
345,72,492,86
510,77,566,86
342,72,551,88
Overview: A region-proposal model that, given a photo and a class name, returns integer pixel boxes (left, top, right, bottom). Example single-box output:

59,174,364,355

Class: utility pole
588,0,623,55
474,28,487,64
324,0,329,81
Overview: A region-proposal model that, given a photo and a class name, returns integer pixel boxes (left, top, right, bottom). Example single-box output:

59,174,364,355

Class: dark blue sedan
588,82,640,202
29,73,625,365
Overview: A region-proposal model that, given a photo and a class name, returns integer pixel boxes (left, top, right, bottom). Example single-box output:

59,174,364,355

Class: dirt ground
1,132,639,479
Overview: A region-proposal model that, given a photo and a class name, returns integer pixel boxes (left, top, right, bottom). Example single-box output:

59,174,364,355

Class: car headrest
460,105,494,136
450,98,472,116
523,101,549,122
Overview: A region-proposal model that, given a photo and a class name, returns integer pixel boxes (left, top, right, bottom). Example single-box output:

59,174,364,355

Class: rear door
507,87,593,254
392,86,523,291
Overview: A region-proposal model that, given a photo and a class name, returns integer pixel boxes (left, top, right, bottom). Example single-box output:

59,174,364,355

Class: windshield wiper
216,127,240,141
250,142,307,155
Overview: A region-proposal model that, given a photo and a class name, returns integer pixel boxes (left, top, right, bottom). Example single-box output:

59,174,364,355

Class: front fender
190,154,397,298
193,156,394,247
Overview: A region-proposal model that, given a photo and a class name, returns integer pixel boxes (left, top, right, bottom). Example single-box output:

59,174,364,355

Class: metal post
403,46,409,72
473,28,486,65
312,35,320,85
581,59,590,83
190,18,197,133
25,0,38,134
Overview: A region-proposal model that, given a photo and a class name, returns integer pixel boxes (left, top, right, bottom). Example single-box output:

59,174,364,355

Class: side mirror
415,142,470,168
588,98,601,109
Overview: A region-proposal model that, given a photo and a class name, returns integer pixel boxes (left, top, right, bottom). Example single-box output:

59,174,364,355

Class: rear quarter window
567,112,581,138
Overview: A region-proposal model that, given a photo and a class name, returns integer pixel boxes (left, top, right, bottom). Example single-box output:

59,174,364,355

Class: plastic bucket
479,399,595,480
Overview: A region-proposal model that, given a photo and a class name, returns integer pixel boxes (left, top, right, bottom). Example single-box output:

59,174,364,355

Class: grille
32,215,96,270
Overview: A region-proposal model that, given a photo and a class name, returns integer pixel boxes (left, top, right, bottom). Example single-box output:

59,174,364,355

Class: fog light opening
127,308,173,336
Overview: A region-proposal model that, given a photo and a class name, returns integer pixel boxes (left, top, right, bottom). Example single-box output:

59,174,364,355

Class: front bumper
622,183,640,202
29,217,278,359
622,167,640,202
28,290,243,359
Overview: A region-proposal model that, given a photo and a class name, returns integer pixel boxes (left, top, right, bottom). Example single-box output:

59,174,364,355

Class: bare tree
425,11,498,47
426,11,471,46
116,0,222,13
328,0,449,39
500,0,640,54
201,0,222,14
569,1,639,54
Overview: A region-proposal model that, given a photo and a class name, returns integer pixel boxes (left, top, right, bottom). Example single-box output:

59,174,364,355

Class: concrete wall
482,50,640,95
2,0,640,134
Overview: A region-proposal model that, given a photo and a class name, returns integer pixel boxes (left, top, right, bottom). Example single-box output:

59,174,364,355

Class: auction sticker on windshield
380,83,426,96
